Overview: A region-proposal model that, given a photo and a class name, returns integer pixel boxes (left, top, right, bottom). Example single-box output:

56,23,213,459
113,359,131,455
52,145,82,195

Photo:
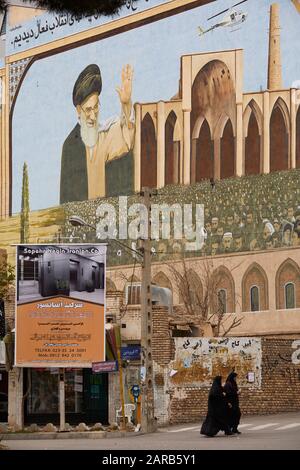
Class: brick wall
152,306,173,366
166,337,300,424
152,306,174,425
106,291,123,323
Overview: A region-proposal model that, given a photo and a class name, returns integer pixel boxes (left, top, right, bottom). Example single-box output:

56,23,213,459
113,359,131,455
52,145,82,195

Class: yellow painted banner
16,297,105,367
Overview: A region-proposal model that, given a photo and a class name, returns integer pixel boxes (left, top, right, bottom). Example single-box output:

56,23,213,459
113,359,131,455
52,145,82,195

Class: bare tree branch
221,316,244,337
167,256,244,337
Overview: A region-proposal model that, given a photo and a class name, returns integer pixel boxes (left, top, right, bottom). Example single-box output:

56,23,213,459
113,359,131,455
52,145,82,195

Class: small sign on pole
131,384,140,403
92,360,118,374
121,346,141,361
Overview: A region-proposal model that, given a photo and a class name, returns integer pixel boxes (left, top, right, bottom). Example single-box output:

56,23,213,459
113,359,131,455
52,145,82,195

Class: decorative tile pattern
9,58,31,107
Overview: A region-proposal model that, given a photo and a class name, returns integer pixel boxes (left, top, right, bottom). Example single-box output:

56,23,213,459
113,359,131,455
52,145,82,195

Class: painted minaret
268,3,283,90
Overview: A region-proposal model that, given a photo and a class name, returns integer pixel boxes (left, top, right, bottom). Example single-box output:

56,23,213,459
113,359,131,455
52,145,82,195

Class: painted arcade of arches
140,57,300,190
276,259,300,310
191,60,236,183
242,263,269,312
178,269,203,308
270,98,290,172
152,271,173,292
213,266,235,314
107,258,299,314
141,113,157,188
244,100,263,175
165,111,180,186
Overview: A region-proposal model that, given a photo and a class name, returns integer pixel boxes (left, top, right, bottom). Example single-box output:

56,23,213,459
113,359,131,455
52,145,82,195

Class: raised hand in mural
116,64,134,106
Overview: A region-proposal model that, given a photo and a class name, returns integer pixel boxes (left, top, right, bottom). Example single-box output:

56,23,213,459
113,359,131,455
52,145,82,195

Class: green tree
0,256,15,301
20,162,30,244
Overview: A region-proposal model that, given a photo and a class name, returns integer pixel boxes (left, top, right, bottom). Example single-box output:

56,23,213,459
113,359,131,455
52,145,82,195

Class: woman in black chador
200,376,232,437
224,372,241,434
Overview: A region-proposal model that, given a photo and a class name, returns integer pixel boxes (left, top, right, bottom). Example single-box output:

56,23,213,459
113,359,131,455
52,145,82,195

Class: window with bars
126,284,141,305
218,289,227,314
285,283,295,309
250,286,260,312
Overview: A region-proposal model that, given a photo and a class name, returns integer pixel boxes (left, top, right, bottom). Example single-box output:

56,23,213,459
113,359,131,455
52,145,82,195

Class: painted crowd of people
65,169,300,264
201,172,300,255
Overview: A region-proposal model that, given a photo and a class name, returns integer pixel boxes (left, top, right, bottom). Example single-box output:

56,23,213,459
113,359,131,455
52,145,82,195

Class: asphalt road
1,412,300,450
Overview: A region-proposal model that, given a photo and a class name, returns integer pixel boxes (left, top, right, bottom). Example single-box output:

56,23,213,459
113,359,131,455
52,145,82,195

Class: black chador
200,376,232,437
224,372,241,434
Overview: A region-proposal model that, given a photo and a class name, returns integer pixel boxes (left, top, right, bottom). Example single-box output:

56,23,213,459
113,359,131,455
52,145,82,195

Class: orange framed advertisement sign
15,244,106,368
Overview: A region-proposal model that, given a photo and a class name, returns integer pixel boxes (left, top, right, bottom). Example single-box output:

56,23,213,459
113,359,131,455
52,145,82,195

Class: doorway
70,260,79,291
0,369,8,422
24,369,108,425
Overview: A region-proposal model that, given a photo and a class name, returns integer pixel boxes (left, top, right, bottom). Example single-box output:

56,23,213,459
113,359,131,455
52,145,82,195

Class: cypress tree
20,162,30,244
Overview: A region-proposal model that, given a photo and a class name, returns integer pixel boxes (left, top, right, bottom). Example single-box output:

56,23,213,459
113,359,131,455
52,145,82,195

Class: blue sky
12,0,300,213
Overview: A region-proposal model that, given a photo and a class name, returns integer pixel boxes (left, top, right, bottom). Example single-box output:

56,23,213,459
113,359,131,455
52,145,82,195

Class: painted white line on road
167,426,200,433
237,424,254,428
192,423,253,431
249,423,279,430
191,423,253,432
162,421,300,434
275,423,300,430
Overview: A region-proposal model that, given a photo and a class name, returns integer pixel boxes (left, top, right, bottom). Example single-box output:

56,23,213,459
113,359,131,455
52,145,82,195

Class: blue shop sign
121,345,141,361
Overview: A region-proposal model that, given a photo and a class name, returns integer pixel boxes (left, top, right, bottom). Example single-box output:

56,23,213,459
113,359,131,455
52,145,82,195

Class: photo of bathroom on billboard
16,244,106,305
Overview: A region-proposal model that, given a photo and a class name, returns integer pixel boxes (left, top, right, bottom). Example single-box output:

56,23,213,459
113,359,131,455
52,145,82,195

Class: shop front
24,368,108,425
0,367,8,423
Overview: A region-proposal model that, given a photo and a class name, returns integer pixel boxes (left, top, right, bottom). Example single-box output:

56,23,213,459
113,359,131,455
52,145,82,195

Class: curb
0,430,148,441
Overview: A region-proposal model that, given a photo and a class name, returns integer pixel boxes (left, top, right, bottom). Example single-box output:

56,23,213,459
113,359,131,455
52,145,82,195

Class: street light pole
68,216,143,259
140,187,155,433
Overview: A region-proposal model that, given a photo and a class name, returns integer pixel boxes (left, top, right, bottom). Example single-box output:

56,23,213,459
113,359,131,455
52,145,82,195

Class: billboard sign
15,244,106,368
7,0,169,55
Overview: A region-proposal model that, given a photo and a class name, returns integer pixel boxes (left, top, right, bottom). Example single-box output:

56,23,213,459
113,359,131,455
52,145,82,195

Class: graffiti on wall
265,340,300,384
169,337,262,388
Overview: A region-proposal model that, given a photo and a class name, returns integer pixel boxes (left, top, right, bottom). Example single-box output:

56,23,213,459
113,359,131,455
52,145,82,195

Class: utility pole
140,187,155,433
68,210,156,432
59,368,65,431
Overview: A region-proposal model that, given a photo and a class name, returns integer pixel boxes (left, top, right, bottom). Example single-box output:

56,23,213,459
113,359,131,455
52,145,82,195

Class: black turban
73,64,102,107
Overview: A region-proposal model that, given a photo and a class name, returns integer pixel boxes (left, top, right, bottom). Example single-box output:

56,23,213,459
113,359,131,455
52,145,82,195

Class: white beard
79,110,99,149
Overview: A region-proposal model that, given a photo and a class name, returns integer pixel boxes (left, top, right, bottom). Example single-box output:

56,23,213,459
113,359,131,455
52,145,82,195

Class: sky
12,0,300,213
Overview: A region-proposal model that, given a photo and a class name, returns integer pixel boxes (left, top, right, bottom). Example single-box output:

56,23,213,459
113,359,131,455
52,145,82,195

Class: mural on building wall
7,0,169,56
63,169,300,267
169,337,262,388
60,63,135,203
10,0,300,215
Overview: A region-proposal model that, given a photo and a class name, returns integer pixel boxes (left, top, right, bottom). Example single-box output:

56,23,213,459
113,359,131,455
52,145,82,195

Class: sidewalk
1,429,146,440
0,422,146,440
